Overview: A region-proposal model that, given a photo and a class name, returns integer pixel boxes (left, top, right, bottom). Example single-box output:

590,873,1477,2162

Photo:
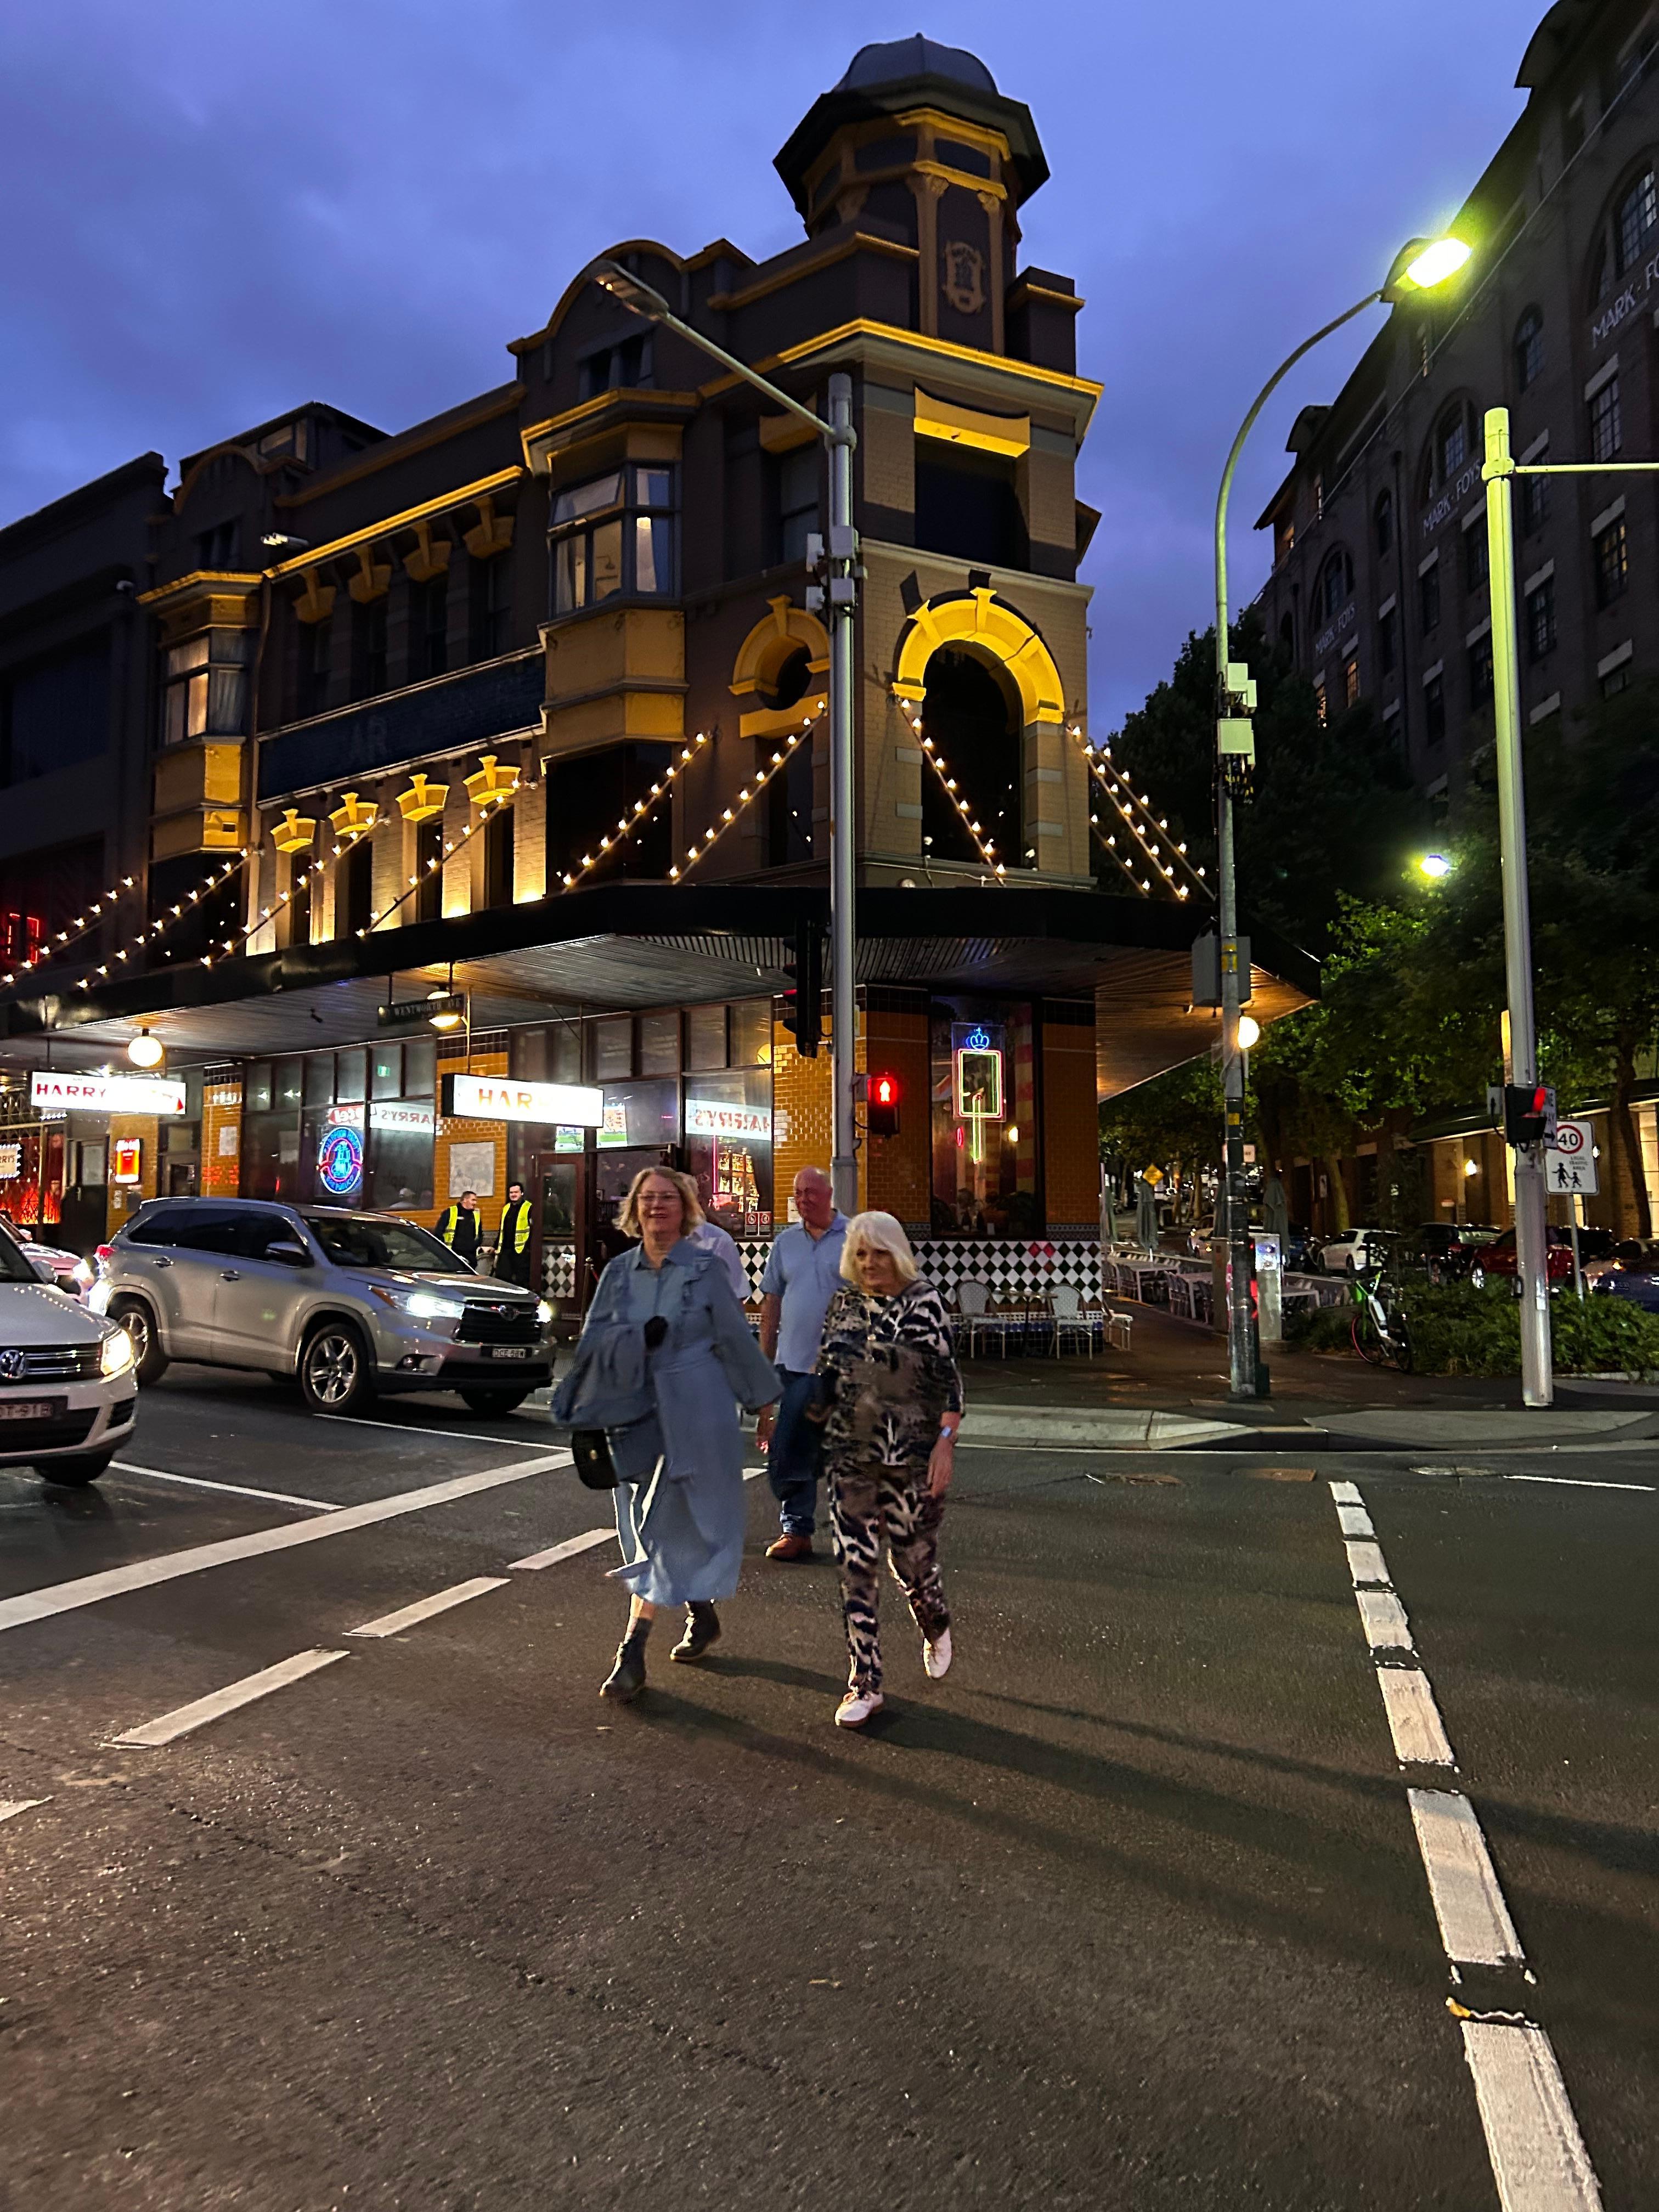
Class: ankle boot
600,1623,650,1702
670,1601,721,1662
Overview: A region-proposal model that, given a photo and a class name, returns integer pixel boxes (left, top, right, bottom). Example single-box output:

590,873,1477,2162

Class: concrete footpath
960,1303,1659,1453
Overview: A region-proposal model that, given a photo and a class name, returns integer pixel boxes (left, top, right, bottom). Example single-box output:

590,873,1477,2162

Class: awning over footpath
0,883,1317,1102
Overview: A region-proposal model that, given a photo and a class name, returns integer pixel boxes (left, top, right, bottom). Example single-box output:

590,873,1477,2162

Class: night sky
2,0,1528,727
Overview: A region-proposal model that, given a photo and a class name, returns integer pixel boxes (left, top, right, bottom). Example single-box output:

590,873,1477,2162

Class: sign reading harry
941,240,985,316
439,1072,603,1128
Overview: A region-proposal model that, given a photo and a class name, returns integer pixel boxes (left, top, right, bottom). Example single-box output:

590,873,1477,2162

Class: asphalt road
1,1367,1654,2210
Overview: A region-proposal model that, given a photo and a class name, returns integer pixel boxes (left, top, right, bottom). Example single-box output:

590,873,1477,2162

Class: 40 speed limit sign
1546,1116,1598,1196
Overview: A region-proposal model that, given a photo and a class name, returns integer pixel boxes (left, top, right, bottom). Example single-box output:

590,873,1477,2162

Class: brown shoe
766,1533,815,1562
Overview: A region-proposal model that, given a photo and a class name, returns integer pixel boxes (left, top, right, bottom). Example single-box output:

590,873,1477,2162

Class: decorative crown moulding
464,753,519,809
294,572,335,625
329,792,377,840
403,518,452,583
396,774,450,823
462,494,514,561
347,545,392,605
271,807,317,855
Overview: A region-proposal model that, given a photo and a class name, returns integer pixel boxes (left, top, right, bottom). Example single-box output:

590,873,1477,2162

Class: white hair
840,1209,919,1285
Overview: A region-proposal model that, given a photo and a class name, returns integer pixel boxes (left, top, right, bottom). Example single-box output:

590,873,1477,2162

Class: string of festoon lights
1069,725,1210,903
900,709,1008,879
49,851,254,995
672,713,818,881
0,848,249,992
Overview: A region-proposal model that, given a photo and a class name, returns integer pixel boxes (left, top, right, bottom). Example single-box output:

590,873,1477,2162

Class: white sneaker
834,1689,884,1729
923,1628,953,1680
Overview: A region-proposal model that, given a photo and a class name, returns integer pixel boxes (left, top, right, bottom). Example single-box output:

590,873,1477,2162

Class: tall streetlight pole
1212,234,1472,1400
589,262,861,1214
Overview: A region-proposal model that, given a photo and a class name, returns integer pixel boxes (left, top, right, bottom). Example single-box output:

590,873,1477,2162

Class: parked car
91,1198,554,1416
0,1227,137,1483
1415,1223,1500,1282
1316,1227,1389,1276
19,1237,96,1300
1466,1226,1577,1291
1592,1246,1659,1311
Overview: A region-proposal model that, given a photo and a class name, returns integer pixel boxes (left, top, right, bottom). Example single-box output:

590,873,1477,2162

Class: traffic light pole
1483,408,1553,1407
826,374,859,1218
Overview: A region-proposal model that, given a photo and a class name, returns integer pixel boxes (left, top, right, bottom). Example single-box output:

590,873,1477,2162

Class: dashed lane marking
1344,1538,1391,1587
1410,1464,1655,1492
109,1648,349,1748
0,1797,50,1825
346,1577,509,1639
1459,2021,1605,2211
1329,1480,1604,2207
1378,1667,1456,1767
111,1463,337,1513
0,1452,571,1638
510,1529,614,1571
1337,1502,1376,1538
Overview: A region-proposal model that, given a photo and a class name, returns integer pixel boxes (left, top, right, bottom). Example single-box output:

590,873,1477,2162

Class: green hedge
1285,1280,1659,1376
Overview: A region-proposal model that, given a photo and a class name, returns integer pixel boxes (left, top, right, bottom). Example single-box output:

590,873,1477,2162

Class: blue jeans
768,1367,824,1536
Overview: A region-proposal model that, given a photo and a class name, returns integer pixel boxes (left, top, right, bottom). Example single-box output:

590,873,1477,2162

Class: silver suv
91,1199,553,1417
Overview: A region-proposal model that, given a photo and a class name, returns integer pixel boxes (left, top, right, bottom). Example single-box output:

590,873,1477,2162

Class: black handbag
570,1429,619,1490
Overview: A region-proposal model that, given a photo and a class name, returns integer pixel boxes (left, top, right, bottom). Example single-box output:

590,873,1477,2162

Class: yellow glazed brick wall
771,1020,836,1218
424,1051,510,1237
201,1081,243,1198
864,1006,932,1231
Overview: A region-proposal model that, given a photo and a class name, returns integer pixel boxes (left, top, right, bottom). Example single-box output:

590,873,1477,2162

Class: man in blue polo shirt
755,1165,847,1560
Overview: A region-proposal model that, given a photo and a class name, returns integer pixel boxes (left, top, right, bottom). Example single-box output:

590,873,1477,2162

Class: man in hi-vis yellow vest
494,1180,534,1287
435,1190,481,1265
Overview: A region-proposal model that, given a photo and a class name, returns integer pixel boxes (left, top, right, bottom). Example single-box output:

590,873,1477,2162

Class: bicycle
1350,1260,1413,1372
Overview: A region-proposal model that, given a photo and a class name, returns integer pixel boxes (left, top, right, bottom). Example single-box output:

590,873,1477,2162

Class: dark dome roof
837,37,998,95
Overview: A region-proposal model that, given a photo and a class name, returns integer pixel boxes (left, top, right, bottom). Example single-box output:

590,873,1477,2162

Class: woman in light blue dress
554,1166,780,1703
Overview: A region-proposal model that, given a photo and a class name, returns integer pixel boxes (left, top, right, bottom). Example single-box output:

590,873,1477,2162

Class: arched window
1316,549,1353,622
1616,168,1658,273
1438,403,1468,484
1513,307,1544,392
1374,488,1394,556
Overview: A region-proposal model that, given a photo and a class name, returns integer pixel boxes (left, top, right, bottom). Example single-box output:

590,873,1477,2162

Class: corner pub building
0,39,1309,1303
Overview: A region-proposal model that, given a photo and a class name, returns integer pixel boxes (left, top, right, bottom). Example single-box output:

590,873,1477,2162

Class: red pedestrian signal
868,1072,900,1137
1502,1082,1555,1147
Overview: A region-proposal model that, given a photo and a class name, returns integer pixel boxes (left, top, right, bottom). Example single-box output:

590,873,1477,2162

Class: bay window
550,465,676,614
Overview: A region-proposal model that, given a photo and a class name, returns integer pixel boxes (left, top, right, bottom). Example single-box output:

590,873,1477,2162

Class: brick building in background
1256,0,1659,1237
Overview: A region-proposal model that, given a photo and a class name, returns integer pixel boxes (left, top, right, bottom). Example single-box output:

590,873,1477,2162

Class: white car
1317,1227,1386,1276
0,1235,139,1484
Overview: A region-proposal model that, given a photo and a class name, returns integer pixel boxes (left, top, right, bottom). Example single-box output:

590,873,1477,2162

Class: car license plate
487,1345,531,1360
0,1399,58,1420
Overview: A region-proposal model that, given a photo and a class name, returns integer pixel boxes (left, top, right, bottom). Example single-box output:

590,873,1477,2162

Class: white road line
1355,1588,1414,1651
0,1797,50,1824
1328,1480,1363,1504
0,1451,571,1638
1345,1537,1391,1587
347,1577,509,1638
510,1528,614,1571
1460,2021,1604,2211
1378,1667,1456,1766
1502,1472,1655,1494
1337,1502,1376,1538
110,1648,348,1748
318,1412,556,1449
1408,1789,1525,1966
111,1463,336,1513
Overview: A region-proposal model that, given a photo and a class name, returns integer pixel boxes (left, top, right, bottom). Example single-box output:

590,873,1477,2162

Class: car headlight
369,1285,466,1322
537,1299,554,1325
100,1327,136,1377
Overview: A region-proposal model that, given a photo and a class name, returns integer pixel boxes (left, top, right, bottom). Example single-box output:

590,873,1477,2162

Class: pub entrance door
528,1152,586,1319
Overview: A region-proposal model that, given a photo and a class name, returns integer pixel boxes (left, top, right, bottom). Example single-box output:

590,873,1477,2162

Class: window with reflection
1513,307,1544,392
550,466,676,614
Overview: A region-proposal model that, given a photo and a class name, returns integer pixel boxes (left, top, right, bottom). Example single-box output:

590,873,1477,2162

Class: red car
1468,1227,1575,1290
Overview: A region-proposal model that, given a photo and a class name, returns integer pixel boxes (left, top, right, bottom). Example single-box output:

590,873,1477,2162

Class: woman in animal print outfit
809,1210,963,1730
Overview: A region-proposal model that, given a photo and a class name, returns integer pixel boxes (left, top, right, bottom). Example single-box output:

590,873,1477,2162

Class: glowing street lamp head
1418,852,1453,881
1383,236,1472,301
127,1029,164,1069
1237,1014,1261,1050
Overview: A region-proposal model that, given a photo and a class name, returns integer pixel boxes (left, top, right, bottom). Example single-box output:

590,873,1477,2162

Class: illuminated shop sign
111,1137,144,1184
952,1046,1003,1120
439,1074,603,1127
317,1123,364,1197
29,1071,187,1116
368,1101,436,1135
684,1098,773,1141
